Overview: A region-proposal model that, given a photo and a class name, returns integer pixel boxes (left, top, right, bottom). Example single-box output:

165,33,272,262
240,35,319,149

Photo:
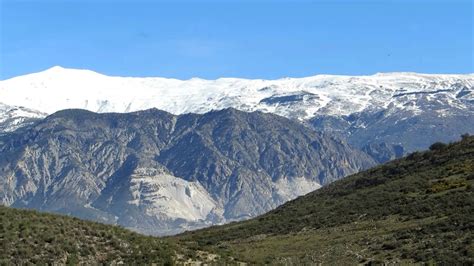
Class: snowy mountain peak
46,65,67,72
44,65,100,74
6,66,107,84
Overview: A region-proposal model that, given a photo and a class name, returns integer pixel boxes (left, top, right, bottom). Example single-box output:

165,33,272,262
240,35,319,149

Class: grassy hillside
0,207,176,264
175,135,474,264
1,136,473,264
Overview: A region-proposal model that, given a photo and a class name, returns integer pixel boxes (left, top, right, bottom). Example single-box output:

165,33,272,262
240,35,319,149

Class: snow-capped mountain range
1,66,472,120
0,66,473,235
2,66,472,157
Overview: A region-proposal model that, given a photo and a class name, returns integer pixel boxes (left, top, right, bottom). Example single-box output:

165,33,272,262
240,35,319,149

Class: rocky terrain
0,108,373,235
0,103,45,134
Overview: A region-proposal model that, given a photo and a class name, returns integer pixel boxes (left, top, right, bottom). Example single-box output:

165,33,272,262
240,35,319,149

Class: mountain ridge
7,66,473,81
1,67,472,116
1,67,472,157
0,107,374,235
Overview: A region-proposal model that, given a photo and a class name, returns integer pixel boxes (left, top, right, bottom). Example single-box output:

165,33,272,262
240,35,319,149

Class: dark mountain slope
176,135,474,264
0,108,374,235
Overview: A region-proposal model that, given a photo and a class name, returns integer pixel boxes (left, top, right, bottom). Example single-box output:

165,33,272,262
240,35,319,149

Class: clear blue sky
0,0,472,80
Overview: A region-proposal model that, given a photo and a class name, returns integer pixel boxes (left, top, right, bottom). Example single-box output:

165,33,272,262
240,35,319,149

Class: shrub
429,142,446,151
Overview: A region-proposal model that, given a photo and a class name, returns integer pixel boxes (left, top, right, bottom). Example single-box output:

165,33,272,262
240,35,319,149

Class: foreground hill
0,206,175,264
175,135,474,264
0,108,372,235
1,136,472,264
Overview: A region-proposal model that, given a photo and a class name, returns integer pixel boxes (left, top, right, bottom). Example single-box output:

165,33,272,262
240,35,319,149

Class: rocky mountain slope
176,135,474,264
0,103,45,134
0,108,373,235
1,67,472,158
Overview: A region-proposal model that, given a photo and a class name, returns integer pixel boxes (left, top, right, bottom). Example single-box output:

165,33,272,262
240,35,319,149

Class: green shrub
429,142,447,151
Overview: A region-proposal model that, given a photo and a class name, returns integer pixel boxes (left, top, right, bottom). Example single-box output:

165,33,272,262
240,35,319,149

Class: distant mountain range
1,67,472,159
0,108,373,235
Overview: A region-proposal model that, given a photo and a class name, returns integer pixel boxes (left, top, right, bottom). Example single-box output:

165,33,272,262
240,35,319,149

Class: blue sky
0,0,472,80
